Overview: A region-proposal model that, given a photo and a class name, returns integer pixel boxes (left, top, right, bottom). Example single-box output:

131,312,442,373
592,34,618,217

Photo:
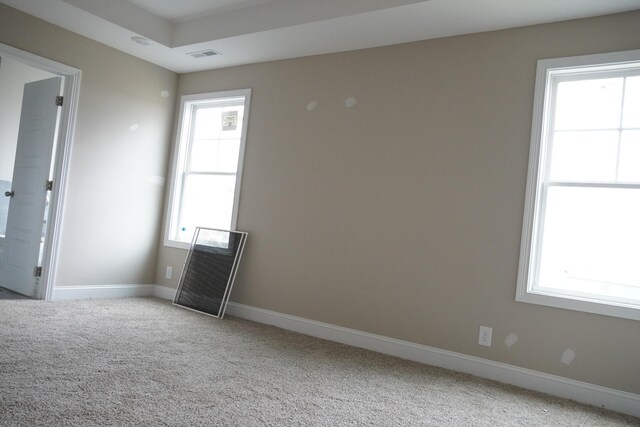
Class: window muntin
517,51,640,320
166,90,251,248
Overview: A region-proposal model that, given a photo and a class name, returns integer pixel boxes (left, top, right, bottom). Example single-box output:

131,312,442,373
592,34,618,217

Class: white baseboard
223,302,639,418
53,284,155,300
153,284,177,301
53,284,176,301
53,284,640,418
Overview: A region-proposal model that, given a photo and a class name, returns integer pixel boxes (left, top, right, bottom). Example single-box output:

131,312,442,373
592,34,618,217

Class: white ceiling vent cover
187,49,221,59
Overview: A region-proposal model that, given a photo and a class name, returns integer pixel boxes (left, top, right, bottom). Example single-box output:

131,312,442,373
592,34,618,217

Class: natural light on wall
517,50,640,321
166,89,251,248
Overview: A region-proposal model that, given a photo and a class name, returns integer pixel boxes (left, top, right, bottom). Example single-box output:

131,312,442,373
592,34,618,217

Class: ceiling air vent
187,49,221,59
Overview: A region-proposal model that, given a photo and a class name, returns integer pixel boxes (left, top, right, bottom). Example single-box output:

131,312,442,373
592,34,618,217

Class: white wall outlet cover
165,266,172,279
479,326,492,347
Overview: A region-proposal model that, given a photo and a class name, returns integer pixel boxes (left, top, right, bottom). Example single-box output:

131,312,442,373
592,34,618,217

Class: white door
0,77,62,297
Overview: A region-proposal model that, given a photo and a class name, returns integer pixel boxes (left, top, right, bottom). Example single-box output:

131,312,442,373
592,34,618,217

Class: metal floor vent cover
173,227,247,319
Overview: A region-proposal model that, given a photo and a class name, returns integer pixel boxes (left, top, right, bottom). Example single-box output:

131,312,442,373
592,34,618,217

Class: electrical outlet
478,326,492,347
165,266,172,280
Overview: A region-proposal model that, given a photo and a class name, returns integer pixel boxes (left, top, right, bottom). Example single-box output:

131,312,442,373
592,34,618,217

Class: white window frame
517,50,640,321
164,89,251,249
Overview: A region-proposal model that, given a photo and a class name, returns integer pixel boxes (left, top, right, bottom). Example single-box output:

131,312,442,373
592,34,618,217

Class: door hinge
34,266,43,277
55,96,63,107
46,180,53,191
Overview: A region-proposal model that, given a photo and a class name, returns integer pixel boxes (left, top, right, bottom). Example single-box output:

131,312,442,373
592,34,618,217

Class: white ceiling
126,0,281,22
2,0,639,73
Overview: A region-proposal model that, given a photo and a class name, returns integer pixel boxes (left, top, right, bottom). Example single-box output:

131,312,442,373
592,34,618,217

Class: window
165,89,251,248
517,50,640,321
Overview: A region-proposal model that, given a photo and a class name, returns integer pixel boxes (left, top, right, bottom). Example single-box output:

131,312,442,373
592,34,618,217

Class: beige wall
158,11,640,393
0,56,55,182
1,1,637,397
0,4,178,285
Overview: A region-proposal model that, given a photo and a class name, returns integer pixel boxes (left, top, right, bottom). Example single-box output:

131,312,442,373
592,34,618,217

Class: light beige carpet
0,297,637,426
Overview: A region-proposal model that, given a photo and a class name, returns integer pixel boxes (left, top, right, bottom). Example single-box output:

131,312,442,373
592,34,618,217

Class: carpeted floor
0,298,637,426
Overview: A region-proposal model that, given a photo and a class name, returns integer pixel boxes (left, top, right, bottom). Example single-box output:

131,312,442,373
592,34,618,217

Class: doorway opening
0,43,81,301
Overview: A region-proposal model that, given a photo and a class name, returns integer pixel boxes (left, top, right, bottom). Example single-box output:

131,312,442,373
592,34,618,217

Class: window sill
163,239,190,251
516,288,640,321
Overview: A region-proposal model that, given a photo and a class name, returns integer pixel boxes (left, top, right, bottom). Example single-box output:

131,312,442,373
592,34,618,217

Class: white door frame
0,42,81,301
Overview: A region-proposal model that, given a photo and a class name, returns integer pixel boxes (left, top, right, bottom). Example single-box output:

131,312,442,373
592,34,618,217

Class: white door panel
0,77,61,297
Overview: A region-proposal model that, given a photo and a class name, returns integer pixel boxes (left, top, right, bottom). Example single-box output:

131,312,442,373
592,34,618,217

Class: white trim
53,284,155,300
539,49,640,72
0,42,82,302
163,88,252,249
516,49,640,321
43,63,81,303
49,285,640,417
54,284,182,300
225,302,640,418
0,43,81,75
154,284,180,300
149,285,639,418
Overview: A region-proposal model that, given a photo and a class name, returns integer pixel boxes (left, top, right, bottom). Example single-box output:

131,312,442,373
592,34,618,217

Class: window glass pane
618,130,640,183
190,138,241,173
548,131,618,181
190,138,219,171
622,75,640,128
189,104,245,173
217,139,241,172
554,78,623,130
193,105,244,137
175,174,236,242
193,107,222,140
537,186,640,301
